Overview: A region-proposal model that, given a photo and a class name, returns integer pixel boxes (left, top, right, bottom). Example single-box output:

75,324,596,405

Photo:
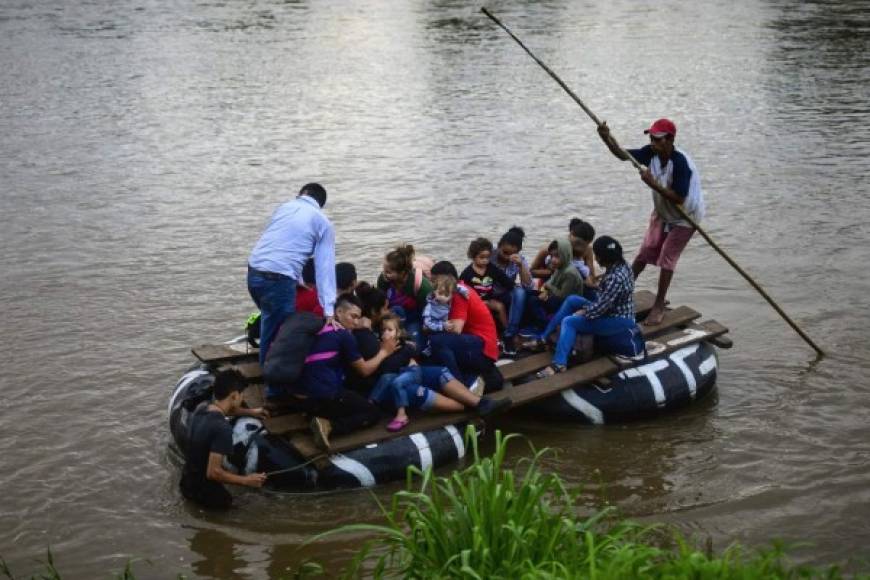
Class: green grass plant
314,428,863,579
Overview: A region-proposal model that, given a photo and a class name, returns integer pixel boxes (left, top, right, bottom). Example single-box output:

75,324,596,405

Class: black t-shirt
351,328,415,392
460,263,515,301
180,405,234,500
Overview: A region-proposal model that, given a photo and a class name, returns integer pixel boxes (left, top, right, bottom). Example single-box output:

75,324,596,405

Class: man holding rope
597,118,705,326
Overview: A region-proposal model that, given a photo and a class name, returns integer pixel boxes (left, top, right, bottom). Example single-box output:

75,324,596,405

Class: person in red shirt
427,261,507,393
295,258,324,316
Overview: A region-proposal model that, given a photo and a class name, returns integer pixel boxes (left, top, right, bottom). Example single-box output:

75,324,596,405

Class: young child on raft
490,226,534,355
371,313,505,432
459,237,515,330
422,275,468,332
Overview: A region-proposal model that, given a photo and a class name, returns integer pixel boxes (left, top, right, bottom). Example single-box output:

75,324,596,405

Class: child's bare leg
488,300,508,329
428,393,465,412
393,406,408,422
440,379,481,408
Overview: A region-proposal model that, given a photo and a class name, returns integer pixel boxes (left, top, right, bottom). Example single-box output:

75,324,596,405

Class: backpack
413,255,435,293
262,311,325,386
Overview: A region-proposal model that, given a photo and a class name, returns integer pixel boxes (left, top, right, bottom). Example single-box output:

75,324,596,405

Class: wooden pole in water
481,7,825,357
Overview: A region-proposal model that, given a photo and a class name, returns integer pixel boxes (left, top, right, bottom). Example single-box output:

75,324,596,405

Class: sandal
535,364,566,379
386,417,410,432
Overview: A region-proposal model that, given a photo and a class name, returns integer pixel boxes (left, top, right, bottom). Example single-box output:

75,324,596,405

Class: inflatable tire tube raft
526,341,719,424
168,366,470,492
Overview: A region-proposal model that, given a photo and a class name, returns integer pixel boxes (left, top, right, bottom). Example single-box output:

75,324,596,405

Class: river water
1,0,869,577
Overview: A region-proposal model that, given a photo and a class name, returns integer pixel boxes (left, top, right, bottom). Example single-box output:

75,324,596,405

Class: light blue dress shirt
248,195,337,316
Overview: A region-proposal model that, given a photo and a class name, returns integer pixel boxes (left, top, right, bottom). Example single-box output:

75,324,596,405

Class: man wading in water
597,118,705,326
180,370,269,509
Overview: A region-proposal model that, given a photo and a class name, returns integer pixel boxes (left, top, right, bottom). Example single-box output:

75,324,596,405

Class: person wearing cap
597,118,705,325
247,183,337,379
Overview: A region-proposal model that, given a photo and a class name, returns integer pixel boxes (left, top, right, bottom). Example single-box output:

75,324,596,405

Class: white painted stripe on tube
669,344,699,399
560,390,604,424
699,355,716,376
444,425,465,459
410,433,433,472
666,328,709,347
329,454,376,487
621,359,670,407
168,370,210,416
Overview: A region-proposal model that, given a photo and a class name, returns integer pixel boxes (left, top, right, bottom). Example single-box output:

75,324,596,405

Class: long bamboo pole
481,7,825,357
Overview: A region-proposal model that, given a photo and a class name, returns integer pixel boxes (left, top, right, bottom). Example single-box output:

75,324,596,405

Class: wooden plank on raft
611,319,729,368
290,317,728,459
633,289,655,315
233,361,263,382
242,383,266,409
264,413,309,436
192,342,257,364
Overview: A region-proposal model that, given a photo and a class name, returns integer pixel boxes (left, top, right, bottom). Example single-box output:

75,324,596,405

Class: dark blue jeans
369,366,452,411
503,286,529,338
538,295,592,342
247,270,297,371
428,333,491,387
525,292,563,331
391,305,424,351
553,315,640,366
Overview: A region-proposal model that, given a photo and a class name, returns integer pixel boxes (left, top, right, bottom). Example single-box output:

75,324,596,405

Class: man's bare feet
644,307,665,326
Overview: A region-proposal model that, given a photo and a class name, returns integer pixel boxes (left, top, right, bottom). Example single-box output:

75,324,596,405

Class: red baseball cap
644,118,677,138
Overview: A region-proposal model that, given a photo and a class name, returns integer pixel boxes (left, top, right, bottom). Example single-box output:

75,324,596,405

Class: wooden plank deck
192,342,257,364
289,317,729,458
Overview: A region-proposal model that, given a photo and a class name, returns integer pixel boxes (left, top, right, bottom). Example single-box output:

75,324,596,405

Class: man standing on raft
597,118,705,325
247,183,337,377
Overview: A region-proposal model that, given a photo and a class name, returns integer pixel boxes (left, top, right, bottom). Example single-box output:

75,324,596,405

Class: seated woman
377,244,433,349
369,315,508,432
490,226,533,355
350,282,416,395
427,261,510,395
536,236,645,378
524,238,583,331
278,294,400,450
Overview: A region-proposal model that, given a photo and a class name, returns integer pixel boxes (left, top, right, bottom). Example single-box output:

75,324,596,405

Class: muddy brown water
1,0,869,577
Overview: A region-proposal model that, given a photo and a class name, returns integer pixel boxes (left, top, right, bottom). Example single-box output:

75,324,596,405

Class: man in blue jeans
247,183,337,384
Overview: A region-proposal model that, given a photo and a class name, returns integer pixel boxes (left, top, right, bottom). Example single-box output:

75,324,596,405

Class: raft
169,363,473,491
167,291,730,491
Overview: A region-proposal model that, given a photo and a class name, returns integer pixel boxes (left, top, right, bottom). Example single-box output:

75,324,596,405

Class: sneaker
310,417,332,451
501,341,518,357
476,396,512,417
